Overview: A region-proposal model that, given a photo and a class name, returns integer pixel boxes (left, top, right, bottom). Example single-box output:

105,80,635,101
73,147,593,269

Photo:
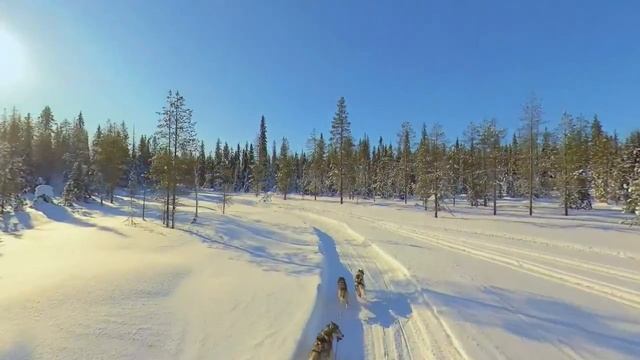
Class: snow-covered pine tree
572,116,592,210
479,118,505,215
269,140,278,192
354,135,371,202
397,122,414,204
20,113,35,189
621,132,640,213
62,162,85,206
94,120,130,203
590,116,614,202
505,134,522,198
519,94,543,216
0,141,25,214
306,130,327,200
34,106,56,183
276,137,293,199
153,90,196,228
537,127,558,197
624,148,640,220
415,124,430,209
253,116,269,196
446,137,463,206
428,123,446,218
330,97,352,204
463,122,482,207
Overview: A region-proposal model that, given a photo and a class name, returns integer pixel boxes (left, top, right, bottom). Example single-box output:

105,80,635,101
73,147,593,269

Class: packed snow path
1,192,639,359
279,196,640,360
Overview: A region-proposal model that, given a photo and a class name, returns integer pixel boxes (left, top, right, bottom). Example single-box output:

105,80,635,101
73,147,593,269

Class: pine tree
21,113,35,188
355,135,371,201
34,106,56,183
622,132,640,213
153,90,196,228
330,97,352,204
62,162,85,205
398,122,414,204
276,137,293,199
538,128,558,197
415,125,430,209
307,130,327,200
479,118,505,215
94,121,130,203
590,115,613,202
254,116,269,195
0,141,25,213
625,149,640,219
447,138,464,206
463,122,483,206
519,94,543,215
429,123,446,218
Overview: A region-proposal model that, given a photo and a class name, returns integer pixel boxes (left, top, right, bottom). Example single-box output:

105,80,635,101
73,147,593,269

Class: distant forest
1,91,639,225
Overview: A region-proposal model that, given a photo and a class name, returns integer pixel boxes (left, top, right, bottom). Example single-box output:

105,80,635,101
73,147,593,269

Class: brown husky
354,269,365,299
308,322,344,360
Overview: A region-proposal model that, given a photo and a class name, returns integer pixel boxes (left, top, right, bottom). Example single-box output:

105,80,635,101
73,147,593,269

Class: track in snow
349,214,640,311
283,205,467,360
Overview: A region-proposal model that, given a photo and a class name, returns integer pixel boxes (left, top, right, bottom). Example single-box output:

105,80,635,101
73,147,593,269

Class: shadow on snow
292,228,365,360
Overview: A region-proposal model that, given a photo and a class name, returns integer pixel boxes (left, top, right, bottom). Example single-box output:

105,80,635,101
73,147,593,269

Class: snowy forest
1,92,639,225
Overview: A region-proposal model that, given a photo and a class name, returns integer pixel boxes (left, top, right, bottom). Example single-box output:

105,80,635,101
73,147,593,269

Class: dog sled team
308,269,365,359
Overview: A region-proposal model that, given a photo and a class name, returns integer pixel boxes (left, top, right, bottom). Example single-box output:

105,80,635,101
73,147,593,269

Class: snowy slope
1,192,639,359
0,196,320,360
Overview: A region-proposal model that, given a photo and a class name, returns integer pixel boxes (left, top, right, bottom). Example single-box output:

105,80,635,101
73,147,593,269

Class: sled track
404,218,640,261
355,215,640,311
346,212,640,284
282,205,468,360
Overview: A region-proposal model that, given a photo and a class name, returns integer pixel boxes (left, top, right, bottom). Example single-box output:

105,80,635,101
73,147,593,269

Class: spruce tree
34,106,56,183
330,97,352,204
519,94,543,215
398,122,414,204
62,162,85,205
253,116,269,195
479,118,505,215
276,137,293,199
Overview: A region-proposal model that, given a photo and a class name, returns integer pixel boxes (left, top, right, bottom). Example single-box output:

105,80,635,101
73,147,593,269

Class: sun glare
0,27,28,87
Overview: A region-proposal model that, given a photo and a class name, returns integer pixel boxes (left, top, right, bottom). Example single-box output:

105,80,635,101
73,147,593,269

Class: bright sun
0,28,28,87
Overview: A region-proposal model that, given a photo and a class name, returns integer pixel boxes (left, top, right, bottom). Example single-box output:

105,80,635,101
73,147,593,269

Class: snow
34,185,55,200
1,192,639,359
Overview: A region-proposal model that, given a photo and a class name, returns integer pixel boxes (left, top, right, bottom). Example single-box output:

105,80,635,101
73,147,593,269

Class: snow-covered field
1,192,639,359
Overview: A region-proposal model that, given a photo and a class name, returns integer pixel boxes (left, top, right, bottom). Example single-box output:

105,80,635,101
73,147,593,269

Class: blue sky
1,0,639,151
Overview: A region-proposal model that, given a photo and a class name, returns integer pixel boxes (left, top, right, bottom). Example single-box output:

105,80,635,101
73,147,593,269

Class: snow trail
281,205,467,359
365,219,640,310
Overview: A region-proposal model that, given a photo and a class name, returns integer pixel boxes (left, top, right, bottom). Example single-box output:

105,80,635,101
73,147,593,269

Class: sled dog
337,276,348,306
354,269,365,299
308,322,343,360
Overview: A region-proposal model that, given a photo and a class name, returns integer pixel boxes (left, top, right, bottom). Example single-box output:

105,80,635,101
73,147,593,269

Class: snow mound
34,185,54,203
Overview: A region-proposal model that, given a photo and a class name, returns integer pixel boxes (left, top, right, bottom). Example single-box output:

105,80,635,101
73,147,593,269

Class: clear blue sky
1,0,639,151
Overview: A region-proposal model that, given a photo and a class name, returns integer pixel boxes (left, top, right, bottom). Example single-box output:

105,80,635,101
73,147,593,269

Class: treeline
1,93,639,224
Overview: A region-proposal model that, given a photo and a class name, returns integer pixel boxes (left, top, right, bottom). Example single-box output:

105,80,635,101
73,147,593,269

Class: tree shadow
181,214,320,277
0,341,32,360
421,284,640,358
31,202,126,237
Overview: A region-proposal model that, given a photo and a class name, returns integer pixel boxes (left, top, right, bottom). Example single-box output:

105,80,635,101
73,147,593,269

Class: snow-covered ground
1,192,639,359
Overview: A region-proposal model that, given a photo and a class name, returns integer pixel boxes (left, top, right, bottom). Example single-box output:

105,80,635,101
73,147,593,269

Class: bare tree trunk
142,183,146,220
194,166,199,219
339,131,344,205
493,156,497,216
434,191,439,218
222,189,226,214
529,121,534,216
